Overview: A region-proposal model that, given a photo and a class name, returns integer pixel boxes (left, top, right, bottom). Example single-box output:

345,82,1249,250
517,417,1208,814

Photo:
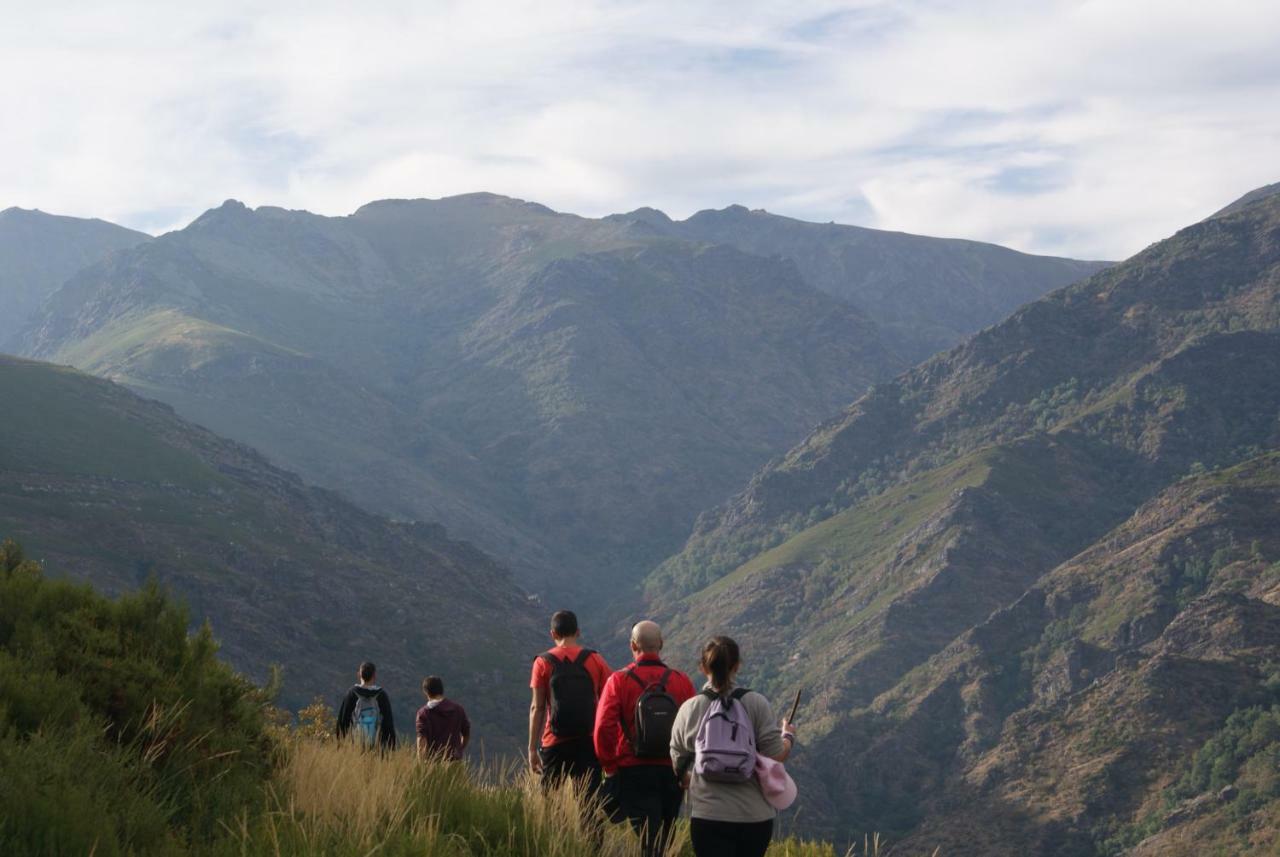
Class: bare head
630,620,663,655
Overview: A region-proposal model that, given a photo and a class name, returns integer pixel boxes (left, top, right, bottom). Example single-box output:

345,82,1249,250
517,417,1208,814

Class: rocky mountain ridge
647,185,1280,852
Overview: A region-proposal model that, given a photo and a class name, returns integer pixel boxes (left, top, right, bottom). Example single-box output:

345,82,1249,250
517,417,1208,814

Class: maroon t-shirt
415,698,471,760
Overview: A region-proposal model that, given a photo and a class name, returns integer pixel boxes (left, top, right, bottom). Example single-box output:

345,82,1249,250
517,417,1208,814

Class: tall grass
222,738,652,855
216,737,868,856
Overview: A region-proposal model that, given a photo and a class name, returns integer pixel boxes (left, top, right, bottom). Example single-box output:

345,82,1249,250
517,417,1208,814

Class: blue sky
2,0,1278,259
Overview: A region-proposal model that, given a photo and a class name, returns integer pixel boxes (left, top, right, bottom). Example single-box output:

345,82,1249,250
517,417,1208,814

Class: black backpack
626,665,679,758
540,648,598,738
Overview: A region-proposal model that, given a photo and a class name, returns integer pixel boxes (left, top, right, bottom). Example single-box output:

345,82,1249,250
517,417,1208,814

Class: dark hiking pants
613,765,683,857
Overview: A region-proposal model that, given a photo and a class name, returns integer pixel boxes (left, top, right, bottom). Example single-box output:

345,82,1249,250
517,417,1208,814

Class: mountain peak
604,206,673,228
352,192,557,219
187,199,255,230
1208,180,1280,220
684,203,768,225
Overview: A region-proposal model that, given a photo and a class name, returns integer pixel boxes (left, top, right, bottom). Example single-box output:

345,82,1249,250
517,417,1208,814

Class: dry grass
214,737,923,856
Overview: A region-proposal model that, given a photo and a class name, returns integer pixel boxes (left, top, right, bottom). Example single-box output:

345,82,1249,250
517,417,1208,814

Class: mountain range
4,183,1276,853
647,184,1280,852
3,194,1101,609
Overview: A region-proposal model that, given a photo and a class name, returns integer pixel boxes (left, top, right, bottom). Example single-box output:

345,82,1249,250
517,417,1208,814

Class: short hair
423,675,444,697
551,610,579,638
359,661,377,682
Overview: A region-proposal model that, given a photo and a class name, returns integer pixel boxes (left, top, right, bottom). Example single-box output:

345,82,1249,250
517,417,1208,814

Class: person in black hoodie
336,661,396,751
415,675,471,761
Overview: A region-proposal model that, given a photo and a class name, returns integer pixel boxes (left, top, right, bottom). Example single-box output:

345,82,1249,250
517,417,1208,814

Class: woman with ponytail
669,636,797,857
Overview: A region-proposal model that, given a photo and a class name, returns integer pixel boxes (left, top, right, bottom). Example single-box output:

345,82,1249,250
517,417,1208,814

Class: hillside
646,185,1280,850
0,207,150,345
631,203,1109,361
0,354,543,740
12,194,898,604
10,194,1104,607
867,454,1280,856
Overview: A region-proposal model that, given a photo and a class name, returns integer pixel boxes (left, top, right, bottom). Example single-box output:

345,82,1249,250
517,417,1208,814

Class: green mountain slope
646,186,1280,850
13,194,902,604
617,203,1109,361
0,354,543,741
0,207,150,346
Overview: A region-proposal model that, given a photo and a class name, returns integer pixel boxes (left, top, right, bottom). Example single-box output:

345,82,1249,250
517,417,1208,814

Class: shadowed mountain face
647,187,1280,850
10,194,910,606
0,207,150,345
0,354,543,742
613,203,1110,362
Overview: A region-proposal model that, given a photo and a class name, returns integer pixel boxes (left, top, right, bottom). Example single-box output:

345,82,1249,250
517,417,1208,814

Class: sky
1,0,1278,260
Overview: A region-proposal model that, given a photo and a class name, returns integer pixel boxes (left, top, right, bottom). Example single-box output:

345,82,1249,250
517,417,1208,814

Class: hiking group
336,609,798,857
336,662,471,760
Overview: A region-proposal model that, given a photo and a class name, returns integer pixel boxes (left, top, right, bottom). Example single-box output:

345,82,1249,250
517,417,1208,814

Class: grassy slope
0,354,544,744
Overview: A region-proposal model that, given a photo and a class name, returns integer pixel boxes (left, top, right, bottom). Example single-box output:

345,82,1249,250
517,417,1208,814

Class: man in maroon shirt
594,620,696,857
415,675,470,761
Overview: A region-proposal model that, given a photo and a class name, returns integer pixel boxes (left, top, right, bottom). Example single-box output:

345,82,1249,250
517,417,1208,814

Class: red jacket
593,654,697,775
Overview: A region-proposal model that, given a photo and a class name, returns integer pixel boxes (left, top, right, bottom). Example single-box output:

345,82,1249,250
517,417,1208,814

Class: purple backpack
694,687,756,783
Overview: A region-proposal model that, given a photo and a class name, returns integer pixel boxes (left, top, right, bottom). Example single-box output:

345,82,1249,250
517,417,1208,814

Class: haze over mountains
0,207,149,344
3,194,1100,608
649,184,1280,851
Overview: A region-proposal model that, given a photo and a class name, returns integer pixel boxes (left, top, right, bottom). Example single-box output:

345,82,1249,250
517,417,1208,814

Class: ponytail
701,636,740,693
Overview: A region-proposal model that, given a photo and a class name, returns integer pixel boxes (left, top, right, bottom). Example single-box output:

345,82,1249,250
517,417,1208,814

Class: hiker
415,675,471,761
594,620,697,857
669,636,797,857
335,661,397,751
528,609,612,794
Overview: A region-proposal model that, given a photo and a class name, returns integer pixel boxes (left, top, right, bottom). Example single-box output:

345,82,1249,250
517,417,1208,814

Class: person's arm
416,735,427,760
460,707,471,750
749,692,793,762
593,673,623,776
669,700,696,788
335,690,355,739
378,691,396,750
528,685,547,774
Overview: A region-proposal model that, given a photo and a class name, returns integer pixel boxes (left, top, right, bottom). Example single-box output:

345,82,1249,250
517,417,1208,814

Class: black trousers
612,765,683,857
539,736,602,797
690,817,774,857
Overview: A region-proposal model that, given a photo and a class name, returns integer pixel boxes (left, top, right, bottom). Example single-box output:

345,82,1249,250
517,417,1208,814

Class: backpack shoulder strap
730,687,751,701
573,648,595,666
701,687,719,700
624,668,647,689
538,652,559,667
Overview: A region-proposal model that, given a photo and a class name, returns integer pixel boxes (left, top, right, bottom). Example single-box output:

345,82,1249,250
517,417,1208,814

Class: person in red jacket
594,620,697,857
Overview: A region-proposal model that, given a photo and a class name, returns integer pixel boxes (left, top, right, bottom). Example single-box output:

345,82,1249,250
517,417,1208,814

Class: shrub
0,538,275,851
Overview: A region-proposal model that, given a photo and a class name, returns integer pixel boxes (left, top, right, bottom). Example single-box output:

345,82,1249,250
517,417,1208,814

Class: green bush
0,538,275,852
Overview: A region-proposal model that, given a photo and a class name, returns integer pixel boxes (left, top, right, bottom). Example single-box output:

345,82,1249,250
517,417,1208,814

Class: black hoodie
336,684,396,750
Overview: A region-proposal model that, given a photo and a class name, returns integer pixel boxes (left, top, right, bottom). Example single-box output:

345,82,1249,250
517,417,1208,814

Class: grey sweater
669,683,785,823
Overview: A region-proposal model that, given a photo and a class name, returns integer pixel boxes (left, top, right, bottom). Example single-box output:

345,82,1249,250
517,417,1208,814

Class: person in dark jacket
415,675,471,761
336,661,396,751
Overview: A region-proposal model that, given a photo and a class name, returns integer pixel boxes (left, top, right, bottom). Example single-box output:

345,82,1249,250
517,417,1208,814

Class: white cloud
0,0,1276,258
